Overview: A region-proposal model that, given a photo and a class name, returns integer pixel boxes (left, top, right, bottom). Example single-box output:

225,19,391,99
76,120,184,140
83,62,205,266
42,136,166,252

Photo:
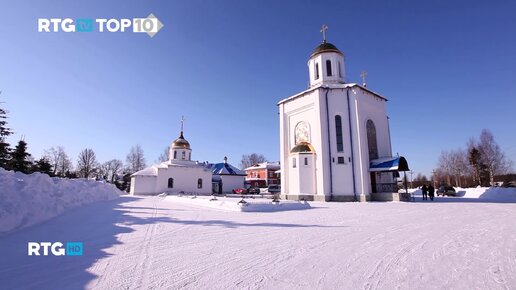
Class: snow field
1,195,516,289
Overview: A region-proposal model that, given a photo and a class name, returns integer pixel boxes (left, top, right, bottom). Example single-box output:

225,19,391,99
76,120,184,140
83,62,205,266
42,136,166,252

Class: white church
129,123,246,196
279,26,408,202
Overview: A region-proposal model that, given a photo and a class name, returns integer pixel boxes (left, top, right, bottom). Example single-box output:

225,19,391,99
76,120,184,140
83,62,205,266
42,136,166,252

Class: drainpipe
324,87,333,199
347,88,357,201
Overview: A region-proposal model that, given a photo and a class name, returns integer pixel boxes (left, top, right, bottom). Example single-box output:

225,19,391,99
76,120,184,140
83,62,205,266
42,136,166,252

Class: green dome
310,41,343,58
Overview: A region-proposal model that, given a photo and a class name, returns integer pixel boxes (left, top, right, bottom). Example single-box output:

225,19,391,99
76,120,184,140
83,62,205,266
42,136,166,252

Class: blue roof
369,156,409,172
209,162,246,176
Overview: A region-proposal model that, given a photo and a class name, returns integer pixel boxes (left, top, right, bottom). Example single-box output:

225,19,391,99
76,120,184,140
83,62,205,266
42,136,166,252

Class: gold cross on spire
360,71,368,87
320,24,328,43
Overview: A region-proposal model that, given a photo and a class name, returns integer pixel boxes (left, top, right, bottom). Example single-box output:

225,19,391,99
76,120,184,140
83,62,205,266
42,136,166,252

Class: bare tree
157,146,169,162
100,159,123,182
77,148,98,178
126,145,146,173
239,153,267,169
478,129,513,185
44,146,73,176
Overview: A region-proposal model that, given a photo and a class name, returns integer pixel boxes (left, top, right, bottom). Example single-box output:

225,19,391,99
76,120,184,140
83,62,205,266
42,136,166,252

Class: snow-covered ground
1,189,516,289
0,168,121,233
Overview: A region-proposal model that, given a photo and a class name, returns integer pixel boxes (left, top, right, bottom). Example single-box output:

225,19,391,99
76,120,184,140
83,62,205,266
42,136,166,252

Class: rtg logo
28,242,83,256
37,13,164,37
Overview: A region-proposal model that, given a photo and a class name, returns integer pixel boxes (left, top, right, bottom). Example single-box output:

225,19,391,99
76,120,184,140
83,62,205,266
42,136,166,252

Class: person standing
428,184,435,201
421,184,428,200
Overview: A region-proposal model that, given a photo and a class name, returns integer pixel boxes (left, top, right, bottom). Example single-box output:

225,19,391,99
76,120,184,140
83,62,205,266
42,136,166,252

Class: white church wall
130,176,157,195
155,165,212,195
326,89,355,196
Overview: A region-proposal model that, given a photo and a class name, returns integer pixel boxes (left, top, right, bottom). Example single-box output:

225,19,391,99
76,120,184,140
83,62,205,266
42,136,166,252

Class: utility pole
409,170,414,189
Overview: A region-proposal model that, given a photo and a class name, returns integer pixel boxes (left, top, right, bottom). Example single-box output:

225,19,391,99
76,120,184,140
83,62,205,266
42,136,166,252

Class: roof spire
320,24,328,43
180,115,185,138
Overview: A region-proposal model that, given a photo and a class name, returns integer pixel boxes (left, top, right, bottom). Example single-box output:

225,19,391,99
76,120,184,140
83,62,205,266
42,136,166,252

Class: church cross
180,116,185,132
320,25,328,42
360,71,368,86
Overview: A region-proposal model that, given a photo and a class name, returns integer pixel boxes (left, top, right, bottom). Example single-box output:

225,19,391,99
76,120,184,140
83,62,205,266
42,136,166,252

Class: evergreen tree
0,97,13,169
10,140,32,173
33,157,53,176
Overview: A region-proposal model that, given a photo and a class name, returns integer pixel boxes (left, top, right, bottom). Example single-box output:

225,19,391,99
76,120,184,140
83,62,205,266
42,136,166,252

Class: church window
197,178,203,189
338,62,342,78
335,115,344,152
367,119,379,160
168,178,174,188
188,152,191,160
182,151,185,160
173,151,177,159
338,157,345,164
326,60,332,76
292,158,297,168
315,63,319,80
304,157,308,166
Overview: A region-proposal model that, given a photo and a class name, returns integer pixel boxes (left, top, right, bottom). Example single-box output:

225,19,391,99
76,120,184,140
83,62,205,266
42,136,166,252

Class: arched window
173,151,177,159
335,115,344,152
181,151,185,160
326,60,332,76
188,152,191,160
197,178,203,189
338,62,342,78
367,119,378,160
315,63,319,80
167,178,174,188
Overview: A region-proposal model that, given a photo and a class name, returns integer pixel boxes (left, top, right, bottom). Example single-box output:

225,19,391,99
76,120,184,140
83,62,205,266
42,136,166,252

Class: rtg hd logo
28,242,83,256
38,13,164,37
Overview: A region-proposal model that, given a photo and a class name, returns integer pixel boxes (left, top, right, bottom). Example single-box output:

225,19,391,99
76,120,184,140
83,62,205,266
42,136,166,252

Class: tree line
0,97,146,191
434,129,513,187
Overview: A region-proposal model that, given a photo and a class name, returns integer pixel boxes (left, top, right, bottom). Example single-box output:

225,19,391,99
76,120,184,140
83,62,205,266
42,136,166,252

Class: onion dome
171,131,191,150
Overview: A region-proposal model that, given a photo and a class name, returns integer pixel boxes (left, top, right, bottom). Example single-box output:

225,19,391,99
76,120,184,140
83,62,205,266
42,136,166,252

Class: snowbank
165,195,311,212
0,168,121,233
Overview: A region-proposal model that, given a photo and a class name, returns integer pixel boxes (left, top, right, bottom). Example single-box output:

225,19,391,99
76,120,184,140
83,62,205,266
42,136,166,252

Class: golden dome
171,132,191,150
290,142,315,154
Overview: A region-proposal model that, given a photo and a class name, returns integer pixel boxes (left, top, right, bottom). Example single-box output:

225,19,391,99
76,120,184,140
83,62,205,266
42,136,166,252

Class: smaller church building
130,128,246,195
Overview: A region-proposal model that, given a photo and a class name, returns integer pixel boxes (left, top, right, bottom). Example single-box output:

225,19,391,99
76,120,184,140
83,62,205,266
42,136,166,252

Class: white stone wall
130,176,157,195
155,165,212,194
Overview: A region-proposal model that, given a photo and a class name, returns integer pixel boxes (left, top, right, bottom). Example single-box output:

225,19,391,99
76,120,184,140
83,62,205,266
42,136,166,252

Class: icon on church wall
294,121,310,144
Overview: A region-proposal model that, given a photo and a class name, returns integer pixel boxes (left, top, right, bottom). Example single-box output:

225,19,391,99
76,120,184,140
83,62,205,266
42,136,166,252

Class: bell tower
307,25,345,88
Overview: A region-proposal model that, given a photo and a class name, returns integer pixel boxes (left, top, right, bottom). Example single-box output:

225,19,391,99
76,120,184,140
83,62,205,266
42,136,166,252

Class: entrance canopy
369,156,409,172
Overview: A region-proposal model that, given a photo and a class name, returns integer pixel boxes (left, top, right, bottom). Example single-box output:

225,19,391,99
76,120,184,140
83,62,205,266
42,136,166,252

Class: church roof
210,162,246,176
277,83,387,105
290,142,316,154
310,41,343,58
132,166,158,176
171,131,191,150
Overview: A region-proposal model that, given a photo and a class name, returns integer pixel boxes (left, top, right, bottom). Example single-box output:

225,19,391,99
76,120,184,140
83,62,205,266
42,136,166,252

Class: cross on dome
320,24,328,43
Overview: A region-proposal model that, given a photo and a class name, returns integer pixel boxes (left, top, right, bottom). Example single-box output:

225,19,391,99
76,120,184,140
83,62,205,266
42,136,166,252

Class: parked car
248,187,261,194
267,185,281,193
437,186,456,196
232,188,247,194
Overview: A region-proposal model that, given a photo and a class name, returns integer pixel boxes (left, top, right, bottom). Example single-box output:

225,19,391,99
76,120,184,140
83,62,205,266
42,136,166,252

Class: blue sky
1,0,515,177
